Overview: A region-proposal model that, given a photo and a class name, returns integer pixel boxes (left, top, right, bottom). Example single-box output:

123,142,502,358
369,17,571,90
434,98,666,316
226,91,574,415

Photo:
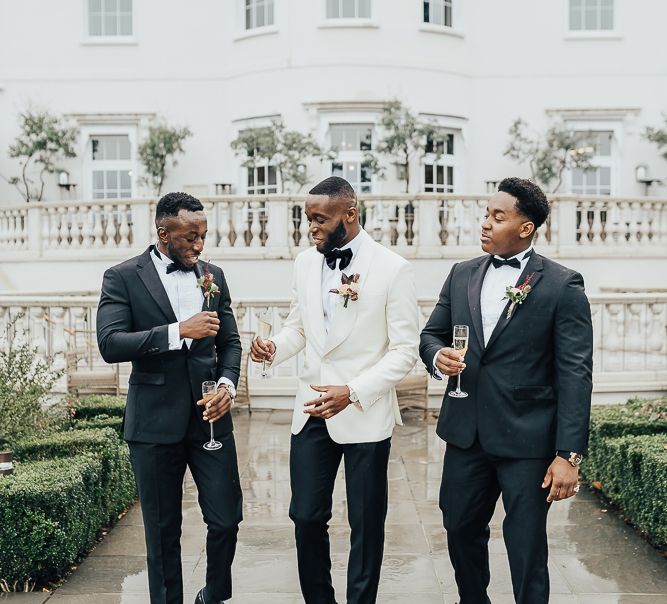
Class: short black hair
498,177,550,229
309,176,357,206
155,192,204,224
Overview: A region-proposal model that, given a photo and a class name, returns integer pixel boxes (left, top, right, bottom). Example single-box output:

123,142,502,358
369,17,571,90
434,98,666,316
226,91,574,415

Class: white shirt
150,246,234,392
433,246,533,378
321,231,363,332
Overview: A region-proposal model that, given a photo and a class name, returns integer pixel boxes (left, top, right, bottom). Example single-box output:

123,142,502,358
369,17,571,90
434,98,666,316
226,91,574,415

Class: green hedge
72,395,125,420
74,416,123,434
1,429,136,586
581,398,667,547
0,455,105,585
12,428,135,522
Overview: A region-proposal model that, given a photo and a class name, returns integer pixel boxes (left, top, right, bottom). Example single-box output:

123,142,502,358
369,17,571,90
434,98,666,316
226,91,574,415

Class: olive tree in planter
1,109,77,202
138,121,192,197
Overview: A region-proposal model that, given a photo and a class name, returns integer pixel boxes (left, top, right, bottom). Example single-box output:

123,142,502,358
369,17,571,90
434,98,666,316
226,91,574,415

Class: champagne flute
448,325,469,399
256,315,273,378
202,381,223,451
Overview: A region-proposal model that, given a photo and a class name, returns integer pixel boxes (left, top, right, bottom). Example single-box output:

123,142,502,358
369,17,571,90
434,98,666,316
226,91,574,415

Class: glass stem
209,421,214,443
456,372,462,393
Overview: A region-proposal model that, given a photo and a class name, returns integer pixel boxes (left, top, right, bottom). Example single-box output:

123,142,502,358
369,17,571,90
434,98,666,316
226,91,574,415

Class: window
247,165,278,194
245,0,275,29
91,135,132,199
330,124,372,152
423,0,452,27
326,0,371,19
423,130,456,192
88,0,132,36
570,131,613,195
330,124,373,193
569,0,613,31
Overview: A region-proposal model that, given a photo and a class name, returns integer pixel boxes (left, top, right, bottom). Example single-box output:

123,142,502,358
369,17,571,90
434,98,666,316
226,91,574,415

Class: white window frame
319,0,377,29
565,122,620,195
247,164,279,195
329,123,375,194
235,0,279,41
80,125,137,199
244,0,275,30
82,0,136,45
326,0,371,19
232,115,283,195
422,130,458,193
422,0,453,28
565,0,621,40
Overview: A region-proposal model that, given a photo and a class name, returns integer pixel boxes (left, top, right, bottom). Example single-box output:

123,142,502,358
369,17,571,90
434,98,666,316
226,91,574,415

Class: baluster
6,210,17,249
287,201,297,248
50,306,67,381
11,210,20,248
70,206,81,249
445,200,456,246
81,205,93,247
91,205,104,248
660,201,667,245
249,201,262,248
626,303,644,370
627,201,641,245
411,202,420,248
298,202,310,248
48,207,60,249
639,201,652,246
549,200,559,247
603,303,623,371
396,203,407,247
218,201,230,248
9,306,26,348
232,201,245,248
617,201,630,244
589,201,602,245
118,204,130,247
103,204,115,248
380,202,391,246
0,212,8,249
29,306,47,357
647,303,666,369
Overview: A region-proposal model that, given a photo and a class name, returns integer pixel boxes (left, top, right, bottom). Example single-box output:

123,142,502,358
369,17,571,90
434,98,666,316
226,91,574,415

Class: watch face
570,452,583,466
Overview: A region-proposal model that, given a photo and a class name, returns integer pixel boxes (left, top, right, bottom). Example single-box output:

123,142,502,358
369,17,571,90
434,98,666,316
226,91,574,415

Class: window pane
120,170,131,189
572,169,583,186
358,0,371,18
447,166,454,187
256,2,265,28
268,166,277,185
246,6,253,29
105,0,118,12
327,0,339,18
89,13,102,35
119,14,132,35
119,0,131,11
267,0,275,26
92,138,101,160
584,6,598,29
257,167,266,186
331,127,343,149
332,162,343,176
600,6,613,29
361,162,372,183
436,165,444,185
436,138,444,155
342,0,355,18
444,4,452,27
93,170,105,189
360,127,372,151
432,1,443,25
89,0,102,11
425,164,433,184
104,14,118,35
247,169,254,187
423,0,430,23
447,134,454,155
599,167,611,186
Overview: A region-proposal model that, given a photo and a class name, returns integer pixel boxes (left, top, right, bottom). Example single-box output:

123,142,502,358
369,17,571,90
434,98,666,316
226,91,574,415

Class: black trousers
128,433,243,604
440,440,552,604
289,417,391,604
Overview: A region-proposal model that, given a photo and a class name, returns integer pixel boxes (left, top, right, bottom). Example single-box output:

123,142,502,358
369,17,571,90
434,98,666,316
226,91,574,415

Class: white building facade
1,0,667,202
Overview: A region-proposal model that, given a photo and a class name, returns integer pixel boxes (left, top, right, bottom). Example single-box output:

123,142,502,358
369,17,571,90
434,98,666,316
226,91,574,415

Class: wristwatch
557,451,583,467
222,383,237,401
348,386,360,405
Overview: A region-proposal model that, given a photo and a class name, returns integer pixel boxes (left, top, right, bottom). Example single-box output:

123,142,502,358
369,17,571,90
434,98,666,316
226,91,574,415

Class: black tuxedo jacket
420,252,593,459
96,247,242,444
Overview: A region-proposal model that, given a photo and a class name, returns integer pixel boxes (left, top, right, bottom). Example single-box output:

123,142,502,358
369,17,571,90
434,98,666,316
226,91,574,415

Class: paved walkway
4,410,666,603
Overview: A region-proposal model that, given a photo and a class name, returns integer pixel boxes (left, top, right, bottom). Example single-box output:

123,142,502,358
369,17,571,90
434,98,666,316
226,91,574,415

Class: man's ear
519,221,535,240
157,225,168,242
347,206,357,223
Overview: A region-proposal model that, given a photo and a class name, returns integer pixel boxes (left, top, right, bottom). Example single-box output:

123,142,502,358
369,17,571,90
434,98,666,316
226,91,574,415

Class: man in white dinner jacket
251,176,419,604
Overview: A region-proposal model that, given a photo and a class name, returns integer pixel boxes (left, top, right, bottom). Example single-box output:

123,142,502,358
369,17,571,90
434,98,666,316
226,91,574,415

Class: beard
318,220,348,255
165,242,196,271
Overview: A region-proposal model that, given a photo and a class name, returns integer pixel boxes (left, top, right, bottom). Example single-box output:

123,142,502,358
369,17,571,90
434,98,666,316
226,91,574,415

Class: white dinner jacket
270,229,419,444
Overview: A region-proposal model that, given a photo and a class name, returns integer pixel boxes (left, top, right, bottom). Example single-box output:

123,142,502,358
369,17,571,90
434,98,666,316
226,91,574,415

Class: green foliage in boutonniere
196,263,220,308
503,273,535,319
329,272,360,308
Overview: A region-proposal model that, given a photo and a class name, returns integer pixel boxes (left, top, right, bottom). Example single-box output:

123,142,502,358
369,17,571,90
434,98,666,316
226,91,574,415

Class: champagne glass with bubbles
448,325,469,399
257,312,273,378
202,381,223,451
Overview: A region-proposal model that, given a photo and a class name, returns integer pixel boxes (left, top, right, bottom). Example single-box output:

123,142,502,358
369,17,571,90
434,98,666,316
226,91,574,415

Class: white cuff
217,376,235,395
168,322,184,350
347,384,363,411
432,350,444,380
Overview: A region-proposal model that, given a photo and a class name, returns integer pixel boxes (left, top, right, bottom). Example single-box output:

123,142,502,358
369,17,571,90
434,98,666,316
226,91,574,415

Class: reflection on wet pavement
6,410,666,603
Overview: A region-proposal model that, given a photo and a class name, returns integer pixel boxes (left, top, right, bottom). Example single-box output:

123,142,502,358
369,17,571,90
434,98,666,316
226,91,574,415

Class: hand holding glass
256,318,273,378
202,381,223,451
448,325,469,399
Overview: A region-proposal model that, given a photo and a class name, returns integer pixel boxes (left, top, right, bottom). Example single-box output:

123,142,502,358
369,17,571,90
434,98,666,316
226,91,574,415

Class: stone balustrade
1,194,666,260
1,293,664,403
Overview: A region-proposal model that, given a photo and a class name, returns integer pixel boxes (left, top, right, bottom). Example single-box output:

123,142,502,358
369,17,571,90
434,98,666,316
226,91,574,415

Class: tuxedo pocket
129,371,165,385
513,385,554,401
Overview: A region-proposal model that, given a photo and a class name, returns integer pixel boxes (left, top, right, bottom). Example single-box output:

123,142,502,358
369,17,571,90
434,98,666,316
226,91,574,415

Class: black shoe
194,587,224,604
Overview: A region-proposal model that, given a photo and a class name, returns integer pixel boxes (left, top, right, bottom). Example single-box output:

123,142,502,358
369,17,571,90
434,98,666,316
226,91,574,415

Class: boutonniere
196,263,220,308
329,272,360,308
503,273,535,319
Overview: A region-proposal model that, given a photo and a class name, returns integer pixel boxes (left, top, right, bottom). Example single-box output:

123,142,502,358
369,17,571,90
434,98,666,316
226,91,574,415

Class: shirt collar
151,244,173,268
334,230,363,256
493,245,534,264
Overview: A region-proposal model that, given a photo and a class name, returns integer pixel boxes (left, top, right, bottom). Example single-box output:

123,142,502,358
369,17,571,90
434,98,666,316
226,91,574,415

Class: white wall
1,0,667,203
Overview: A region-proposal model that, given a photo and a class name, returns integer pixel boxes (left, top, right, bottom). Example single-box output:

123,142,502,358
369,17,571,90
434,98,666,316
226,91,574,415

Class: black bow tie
491,249,532,269
325,248,353,271
166,262,195,274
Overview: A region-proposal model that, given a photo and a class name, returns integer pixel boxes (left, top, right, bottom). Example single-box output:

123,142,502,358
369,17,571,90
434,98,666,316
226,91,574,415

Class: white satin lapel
306,251,327,351
322,230,376,356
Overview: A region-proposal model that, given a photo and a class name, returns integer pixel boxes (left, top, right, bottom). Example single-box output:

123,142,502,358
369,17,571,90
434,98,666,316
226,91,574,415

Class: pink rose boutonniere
503,273,535,319
196,263,220,308
329,272,360,308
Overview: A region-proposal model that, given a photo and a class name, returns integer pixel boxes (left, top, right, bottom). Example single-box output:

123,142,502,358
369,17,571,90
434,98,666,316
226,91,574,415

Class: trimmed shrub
581,398,667,547
12,429,135,523
72,395,125,420
74,416,123,434
0,455,105,586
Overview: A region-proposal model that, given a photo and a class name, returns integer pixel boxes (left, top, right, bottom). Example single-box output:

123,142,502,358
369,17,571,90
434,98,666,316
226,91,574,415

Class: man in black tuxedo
97,192,242,604
420,177,593,604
